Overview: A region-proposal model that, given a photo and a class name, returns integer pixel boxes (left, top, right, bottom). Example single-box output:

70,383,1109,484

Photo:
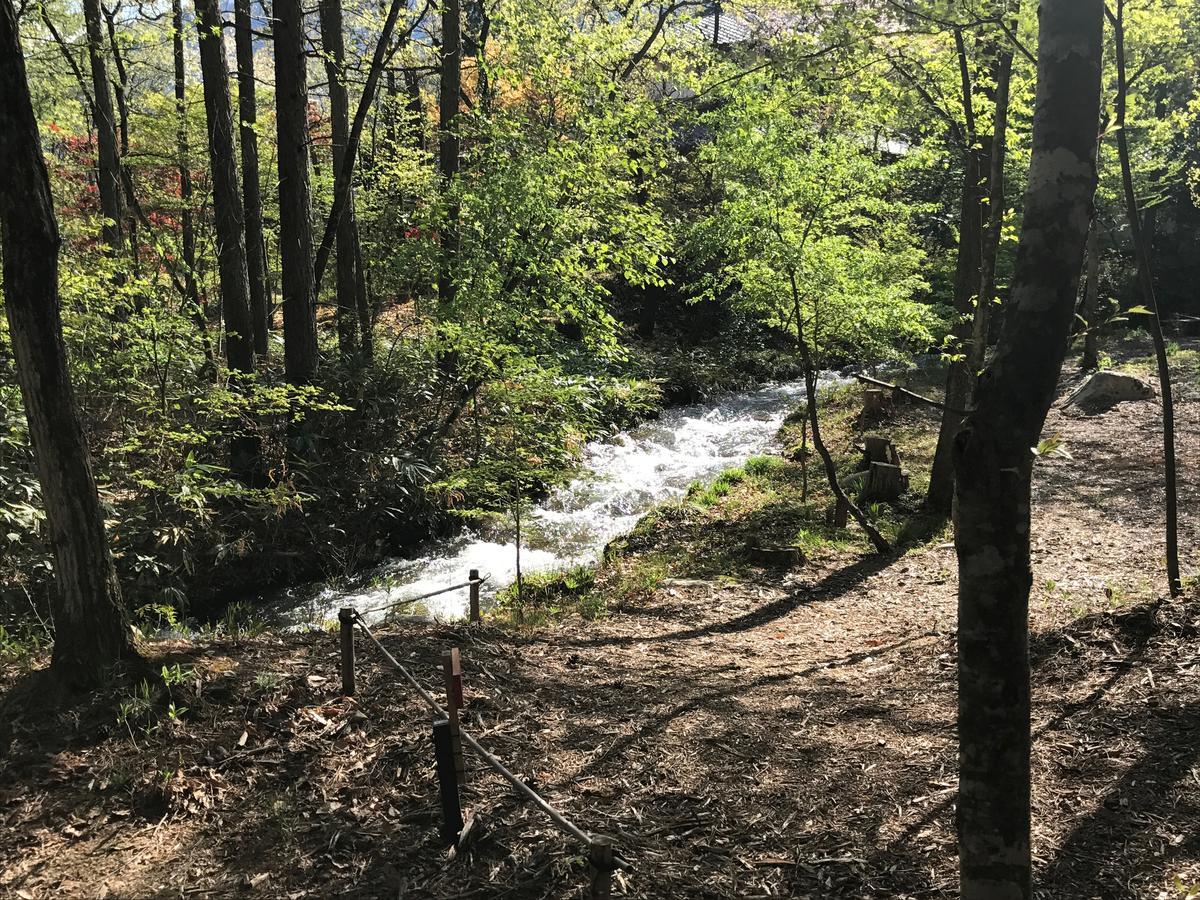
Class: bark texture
274,0,320,383
194,0,259,478
234,0,270,358
953,2,1103,897
0,0,138,686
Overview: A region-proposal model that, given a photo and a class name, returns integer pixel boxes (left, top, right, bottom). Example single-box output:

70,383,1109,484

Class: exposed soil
2,348,1199,899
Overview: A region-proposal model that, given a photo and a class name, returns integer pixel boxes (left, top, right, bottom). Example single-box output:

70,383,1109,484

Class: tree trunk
311,0,408,296
1081,214,1100,370
234,0,271,358
319,0,364,361
1109,0,1180,596
194,0,260,479
274,0,320,383
0,0,139,687
969,5,1017,380
102,9,138,274
953,3,1102,897
82,0,123,253
352,216,374,358
789,272,889,555
171,0,201,323
404,68,425,151
927,28,986,514
438,0,461,311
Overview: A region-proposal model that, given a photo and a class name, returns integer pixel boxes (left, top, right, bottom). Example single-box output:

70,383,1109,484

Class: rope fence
352,569,491,620
337,571,628,898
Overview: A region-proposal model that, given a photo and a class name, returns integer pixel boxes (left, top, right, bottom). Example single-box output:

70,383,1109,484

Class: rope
352,612,631,870
352,575,490,618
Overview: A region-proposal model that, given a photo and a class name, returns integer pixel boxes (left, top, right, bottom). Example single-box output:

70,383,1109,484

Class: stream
269,378,820,624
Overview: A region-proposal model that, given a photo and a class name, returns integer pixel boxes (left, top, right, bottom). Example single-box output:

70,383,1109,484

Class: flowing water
271,378,823,625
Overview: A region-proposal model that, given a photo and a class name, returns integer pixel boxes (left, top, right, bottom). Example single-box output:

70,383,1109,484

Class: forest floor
2,337,1200,899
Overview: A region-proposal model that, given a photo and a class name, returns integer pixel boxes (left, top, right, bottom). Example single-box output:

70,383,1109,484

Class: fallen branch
852,373,965,415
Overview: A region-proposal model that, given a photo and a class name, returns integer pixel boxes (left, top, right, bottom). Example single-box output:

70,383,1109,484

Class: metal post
442,649,466,785
588,835,614,899
432,718,464,845
468,568,481,623
338,607,355,696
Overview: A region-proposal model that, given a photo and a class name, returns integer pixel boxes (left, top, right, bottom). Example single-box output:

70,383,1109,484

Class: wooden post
338,607,355,696
442,649,466,785
468,568,481,623
588,835,614,900
432,718,464,845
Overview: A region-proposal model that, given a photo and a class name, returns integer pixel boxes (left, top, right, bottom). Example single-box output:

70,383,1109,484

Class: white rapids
272,378,825,624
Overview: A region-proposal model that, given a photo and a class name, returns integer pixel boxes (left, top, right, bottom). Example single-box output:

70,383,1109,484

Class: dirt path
2,359,1199,899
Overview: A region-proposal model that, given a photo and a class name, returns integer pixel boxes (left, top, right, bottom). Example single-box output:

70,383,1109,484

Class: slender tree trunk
1081,214,1101,370
194,0,260,479
311,0,409,295
404,68,425,151
1108,0,1180,596
969,5,1017,380
0,0,139,687
438,0,461,311
789,272,890,554
82,0,123,253
319,0,364,361
953,3,1102,897
171,0,201,321
927,28,986,514
274,0,320,383
102,11,139,275
234,0,270,358
352,217,374,358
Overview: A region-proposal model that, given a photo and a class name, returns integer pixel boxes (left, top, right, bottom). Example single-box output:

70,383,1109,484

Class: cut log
1064,371,1155,412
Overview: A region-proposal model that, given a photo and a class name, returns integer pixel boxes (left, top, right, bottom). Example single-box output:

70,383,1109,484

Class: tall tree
319,0,365,360
82,0,124,253
194,0,260,478
171,0,201,320
0,0,139,687
969,1,1019,379
953,1,1103,896
1107,0,1181,597
234,0,271,358
925,26,989,514
274,0,320,383
438,0,462,310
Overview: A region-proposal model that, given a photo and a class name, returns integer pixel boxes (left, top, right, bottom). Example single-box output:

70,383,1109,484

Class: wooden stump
860,461,907,502
862,389,889,414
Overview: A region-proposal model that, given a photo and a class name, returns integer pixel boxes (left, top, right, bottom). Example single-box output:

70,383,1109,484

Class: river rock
1064,371,1155,413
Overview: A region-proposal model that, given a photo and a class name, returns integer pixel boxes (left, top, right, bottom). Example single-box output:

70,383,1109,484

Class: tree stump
862,389,889,414
860,461,907,502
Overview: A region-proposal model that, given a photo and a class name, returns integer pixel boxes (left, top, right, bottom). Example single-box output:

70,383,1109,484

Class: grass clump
496,565,604,623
